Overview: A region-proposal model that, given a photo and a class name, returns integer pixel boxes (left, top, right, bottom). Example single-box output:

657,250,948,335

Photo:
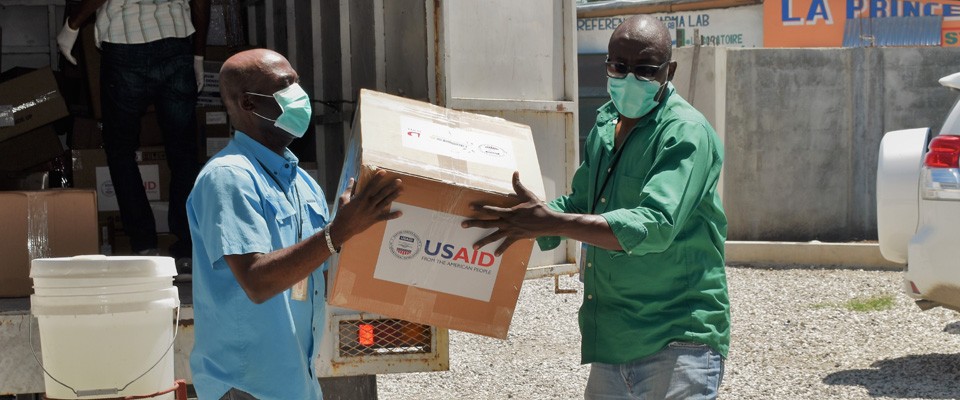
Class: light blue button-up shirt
187,131,329,400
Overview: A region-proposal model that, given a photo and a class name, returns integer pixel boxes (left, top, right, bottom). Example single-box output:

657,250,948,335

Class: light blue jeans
584,341,725,400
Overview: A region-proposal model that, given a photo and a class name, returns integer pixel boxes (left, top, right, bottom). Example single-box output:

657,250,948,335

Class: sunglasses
605,60,669,81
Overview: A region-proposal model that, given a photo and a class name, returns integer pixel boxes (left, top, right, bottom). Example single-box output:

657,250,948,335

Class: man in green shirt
463,15,729,400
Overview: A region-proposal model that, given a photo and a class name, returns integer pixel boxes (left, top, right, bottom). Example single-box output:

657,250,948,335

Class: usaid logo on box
95,165,161,211
388,230,497,267
389,230,421,259
375,203,502,302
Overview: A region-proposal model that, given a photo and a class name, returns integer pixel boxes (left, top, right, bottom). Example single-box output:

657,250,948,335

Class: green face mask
248,83,313,138
606,75,663,119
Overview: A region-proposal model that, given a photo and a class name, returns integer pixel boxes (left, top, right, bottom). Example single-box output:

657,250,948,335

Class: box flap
355,89,545,199
0,68,69,142
0,125,64,172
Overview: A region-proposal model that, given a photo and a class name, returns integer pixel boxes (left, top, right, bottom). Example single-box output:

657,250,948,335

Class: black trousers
100,37,200,259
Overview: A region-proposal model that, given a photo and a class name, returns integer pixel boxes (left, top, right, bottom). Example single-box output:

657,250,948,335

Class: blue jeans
585,341,725,400
100,37,200,258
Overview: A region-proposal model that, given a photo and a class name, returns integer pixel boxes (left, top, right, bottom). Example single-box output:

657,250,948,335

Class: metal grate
338,318,433,357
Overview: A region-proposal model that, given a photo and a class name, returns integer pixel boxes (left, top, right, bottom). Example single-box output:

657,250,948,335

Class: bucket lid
30,255,177,279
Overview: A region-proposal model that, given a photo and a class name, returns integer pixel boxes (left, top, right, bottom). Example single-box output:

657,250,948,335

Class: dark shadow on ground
823,353,960,398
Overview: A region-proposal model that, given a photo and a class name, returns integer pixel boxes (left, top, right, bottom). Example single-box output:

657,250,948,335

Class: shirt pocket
613,174,646,209
303,200,328,235
266,195,298,228
608,261,681,299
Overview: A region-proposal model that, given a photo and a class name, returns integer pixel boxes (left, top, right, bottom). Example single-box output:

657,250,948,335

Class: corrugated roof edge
842,16,943,48
576,0,762,18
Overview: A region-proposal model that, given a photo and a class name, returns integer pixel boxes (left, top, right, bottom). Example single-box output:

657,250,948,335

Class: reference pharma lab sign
576,5,764,54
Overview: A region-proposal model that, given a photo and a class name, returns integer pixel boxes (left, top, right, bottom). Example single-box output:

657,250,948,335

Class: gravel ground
377,265,960,399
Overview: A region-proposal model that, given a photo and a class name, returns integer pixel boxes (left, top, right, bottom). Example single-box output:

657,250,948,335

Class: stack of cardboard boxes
0,68,70,187
0,6,249,297
0,67,98,297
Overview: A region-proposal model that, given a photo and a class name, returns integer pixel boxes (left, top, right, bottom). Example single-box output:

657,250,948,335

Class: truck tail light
921,135,960,200
924,135,960,168
359,324,375,346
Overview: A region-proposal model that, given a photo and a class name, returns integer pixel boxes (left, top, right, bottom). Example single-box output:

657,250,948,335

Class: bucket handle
29,306,181,398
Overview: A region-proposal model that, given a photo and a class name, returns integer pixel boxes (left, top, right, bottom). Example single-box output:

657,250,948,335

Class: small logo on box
100,181,115,198
389,230,422,260
477,144,507,158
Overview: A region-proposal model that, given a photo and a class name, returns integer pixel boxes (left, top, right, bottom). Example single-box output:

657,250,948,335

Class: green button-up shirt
538,84,730,364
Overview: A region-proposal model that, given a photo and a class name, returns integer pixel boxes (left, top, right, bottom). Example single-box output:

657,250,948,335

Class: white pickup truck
877,72,960,312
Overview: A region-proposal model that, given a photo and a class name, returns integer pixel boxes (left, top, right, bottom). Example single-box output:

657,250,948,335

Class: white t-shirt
95,0,195,45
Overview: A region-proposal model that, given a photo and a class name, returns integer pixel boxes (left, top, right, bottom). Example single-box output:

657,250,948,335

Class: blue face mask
607,75,664,119
247,83,313,138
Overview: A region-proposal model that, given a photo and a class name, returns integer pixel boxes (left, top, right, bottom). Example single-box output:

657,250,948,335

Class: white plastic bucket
30,255,179,399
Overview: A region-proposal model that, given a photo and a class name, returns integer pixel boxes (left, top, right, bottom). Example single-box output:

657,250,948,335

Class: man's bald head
219,49,300,144
606,15,676,88
609,15,672,62
220,49,296,104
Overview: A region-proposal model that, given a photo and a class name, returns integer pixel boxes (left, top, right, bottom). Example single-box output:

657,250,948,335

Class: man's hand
462,171,553,256
329,169,403,248
194,56,205,92
56,19,80,65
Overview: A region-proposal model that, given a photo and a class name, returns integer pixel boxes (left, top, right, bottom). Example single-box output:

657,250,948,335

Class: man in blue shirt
187,49,403,400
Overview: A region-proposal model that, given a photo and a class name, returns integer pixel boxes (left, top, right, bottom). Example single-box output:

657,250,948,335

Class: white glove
56,19,80,65
194,56,205,93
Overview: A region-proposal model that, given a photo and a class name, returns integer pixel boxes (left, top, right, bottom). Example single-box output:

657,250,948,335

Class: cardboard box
0,124,64,172
328,89,545,339
0,68,70,142
197,107,231,157
70,117,102,150
71,148,171,222
197,61,223,107
0,170,51,191
72,148,172,240
0,190,98,297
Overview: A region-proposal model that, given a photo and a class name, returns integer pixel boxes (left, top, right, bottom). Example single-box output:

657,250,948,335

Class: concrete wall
719,47,959,241
672,46,727,199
